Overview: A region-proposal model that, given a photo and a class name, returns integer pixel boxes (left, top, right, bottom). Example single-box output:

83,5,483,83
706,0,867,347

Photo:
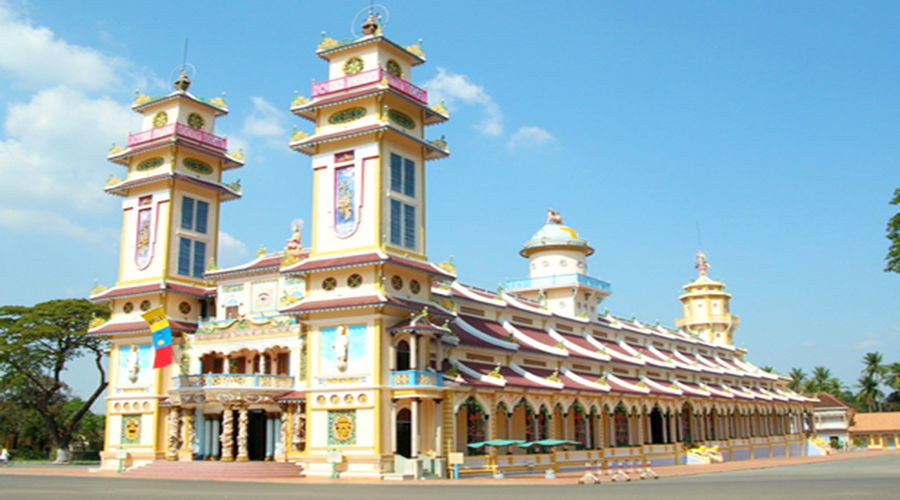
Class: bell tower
675,251,740,346
90,69,244,466
289,11,449,259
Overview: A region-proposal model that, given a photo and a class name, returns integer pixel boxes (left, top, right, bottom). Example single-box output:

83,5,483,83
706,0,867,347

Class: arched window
614,404,630,447
396,340,410,371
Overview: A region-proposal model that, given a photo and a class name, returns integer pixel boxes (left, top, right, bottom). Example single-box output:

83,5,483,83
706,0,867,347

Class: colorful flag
141,307,173,368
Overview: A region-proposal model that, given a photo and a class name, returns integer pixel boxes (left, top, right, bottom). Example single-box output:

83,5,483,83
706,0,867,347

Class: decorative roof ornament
282,219,305,266
546,208,563,225
695,250,710,277
173,69,191,92
351,4,390,38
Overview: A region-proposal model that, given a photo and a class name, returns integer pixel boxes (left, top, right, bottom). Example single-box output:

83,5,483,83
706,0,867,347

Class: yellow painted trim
374,317,383,454
374,146,384,252
309,445,375,451
192,332,296,344
309,244,382,258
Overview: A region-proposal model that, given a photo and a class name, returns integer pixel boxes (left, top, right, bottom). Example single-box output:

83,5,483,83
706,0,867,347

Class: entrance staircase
122,460,304,479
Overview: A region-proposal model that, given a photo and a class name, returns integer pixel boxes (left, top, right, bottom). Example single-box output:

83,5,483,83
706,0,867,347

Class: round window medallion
386,59,402,78
410,280,421,294
152,111,168,128
139,300,151,311
330,394,340,404
347,274,363,288
179,301,192,314
560,260,568,267
187,112,205,129
323,277,338,291
316,395,326,405
541,260,550,268
391,275,404,291
123,302,134,313
343,57,364,75
344,394,354,404
358,393,368,404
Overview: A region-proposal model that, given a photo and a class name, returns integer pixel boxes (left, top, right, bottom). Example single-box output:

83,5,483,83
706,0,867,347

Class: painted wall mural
121,414,142,445
334,164,361,237
328,409,357,446
251,281,278,314
320,324,367,374
135,196,154,269
118,344,153,387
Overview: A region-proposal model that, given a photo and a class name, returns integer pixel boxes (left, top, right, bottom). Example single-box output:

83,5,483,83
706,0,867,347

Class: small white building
812,393,855,449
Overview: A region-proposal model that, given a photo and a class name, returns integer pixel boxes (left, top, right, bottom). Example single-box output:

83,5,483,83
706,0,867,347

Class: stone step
123,460,304,479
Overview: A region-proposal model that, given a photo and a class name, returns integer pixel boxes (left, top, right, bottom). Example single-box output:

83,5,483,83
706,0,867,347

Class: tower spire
696,249,709,277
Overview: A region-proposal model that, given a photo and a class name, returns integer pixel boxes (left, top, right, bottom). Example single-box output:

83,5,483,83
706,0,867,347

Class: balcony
127,122,227,151
390,370,443,388
311,68,427,104
503,273,612,293
173,373,294,390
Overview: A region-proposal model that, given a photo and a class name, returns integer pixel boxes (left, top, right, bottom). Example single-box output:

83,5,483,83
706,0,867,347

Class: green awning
466,439,526,448
519,439,581,447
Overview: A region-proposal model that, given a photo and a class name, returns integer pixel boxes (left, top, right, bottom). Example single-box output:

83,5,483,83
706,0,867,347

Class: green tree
0,299,109,463
804,366,845,397
885,188,900,273
788,368,806,393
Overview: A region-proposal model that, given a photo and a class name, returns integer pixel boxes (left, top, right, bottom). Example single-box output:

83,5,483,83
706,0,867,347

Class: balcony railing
503,273,612,293
311,68,427,104
127,122,227,151
173,374,294,389
390,370,443,388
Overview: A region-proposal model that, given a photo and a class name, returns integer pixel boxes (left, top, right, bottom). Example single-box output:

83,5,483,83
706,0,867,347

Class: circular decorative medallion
560,260,568,267
358,393,368,404
139,300,151,312
391,275,403,291
317,395,326,405
330,394,340,404
179,301,192,314
123,302,134,313
387,109,415,130
183,158,213,175
409,280,421,294
347,274,363,289
187,112,205,130
386,59,402,78
322,277,337,291
343,57,364,75
136,157,164,172
542,260,550,268
344,394,354,404
152,111,168,128
328,107,367,125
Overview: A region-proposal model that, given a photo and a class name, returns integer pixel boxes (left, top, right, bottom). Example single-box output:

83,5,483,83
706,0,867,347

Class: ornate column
237,406,249,461
412,398,421,458
181,409,195,459
391,399,398,454
410,334,419,370
220,407,234,462
167,407,182,461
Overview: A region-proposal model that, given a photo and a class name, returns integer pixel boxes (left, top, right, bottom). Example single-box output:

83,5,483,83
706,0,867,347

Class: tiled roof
813,392,855,409
88,319,197,336
91,281,212,302
850,412,900,433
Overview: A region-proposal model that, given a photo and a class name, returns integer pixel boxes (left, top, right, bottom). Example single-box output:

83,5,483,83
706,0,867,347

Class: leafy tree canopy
885,188,900,273
0,299,109,463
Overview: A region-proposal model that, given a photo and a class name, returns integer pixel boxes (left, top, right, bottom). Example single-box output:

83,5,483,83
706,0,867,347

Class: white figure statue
333,326,349,372
127,345,140,384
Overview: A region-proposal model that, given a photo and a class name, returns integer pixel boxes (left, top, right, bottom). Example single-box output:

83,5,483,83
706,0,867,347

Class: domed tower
675,251,740,346
504,210,611,317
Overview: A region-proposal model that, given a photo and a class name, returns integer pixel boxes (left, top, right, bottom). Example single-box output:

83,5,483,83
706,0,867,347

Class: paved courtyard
1,453,898,500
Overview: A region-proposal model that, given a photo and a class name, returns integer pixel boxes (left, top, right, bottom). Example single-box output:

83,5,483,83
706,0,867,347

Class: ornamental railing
390,370,443,388
173,373,294,389
311,68,427,104
503,273,611,293
127,122,227,151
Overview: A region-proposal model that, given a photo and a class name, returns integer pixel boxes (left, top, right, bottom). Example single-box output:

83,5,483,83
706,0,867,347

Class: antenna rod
182,38,189,70
696,222,703,250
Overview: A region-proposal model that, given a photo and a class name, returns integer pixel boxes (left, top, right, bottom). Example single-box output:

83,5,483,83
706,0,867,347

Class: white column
410,334,419,370
211,417,221,458
412,398,421,458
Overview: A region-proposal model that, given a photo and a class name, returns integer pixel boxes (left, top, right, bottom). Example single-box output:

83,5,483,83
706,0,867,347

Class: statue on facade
126,345,140,384
333,326,350,372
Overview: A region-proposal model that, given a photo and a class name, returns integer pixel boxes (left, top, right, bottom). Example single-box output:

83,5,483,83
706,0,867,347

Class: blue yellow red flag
141,307,173,368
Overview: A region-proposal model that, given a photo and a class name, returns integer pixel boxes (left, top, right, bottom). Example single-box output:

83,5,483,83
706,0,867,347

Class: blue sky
0,0,898,404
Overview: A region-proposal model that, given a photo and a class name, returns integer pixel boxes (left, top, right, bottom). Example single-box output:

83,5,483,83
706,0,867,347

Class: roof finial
546,208,563,225
696,250,709,277
173,39,192,91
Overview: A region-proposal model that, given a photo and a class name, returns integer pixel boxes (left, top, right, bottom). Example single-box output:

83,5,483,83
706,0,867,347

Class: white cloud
241,96,288,149
854,335,882,350
0,5,126,91
217,231,249,268
0,86,134,217
424,67,503,136
506,126,556,150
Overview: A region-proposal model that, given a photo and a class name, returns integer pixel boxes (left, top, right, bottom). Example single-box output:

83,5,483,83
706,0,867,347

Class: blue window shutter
181,197,194,230
390,153,402,193
196,201,209,234
390,199,402,245
404,158,415,197
193,241,206,278
177,237,192,275
403,203,415,249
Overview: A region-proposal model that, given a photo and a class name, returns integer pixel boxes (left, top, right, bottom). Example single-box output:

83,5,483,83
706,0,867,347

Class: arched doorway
396,408,412,458
649,406,665,444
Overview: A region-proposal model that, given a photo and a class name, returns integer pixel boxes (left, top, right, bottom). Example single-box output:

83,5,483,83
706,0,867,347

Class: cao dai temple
89,12,818,478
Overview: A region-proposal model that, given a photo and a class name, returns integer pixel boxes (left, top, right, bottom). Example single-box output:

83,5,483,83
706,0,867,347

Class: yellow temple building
89,11,815,478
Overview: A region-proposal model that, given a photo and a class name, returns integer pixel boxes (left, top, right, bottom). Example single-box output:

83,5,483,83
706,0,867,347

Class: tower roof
520,210,594,258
